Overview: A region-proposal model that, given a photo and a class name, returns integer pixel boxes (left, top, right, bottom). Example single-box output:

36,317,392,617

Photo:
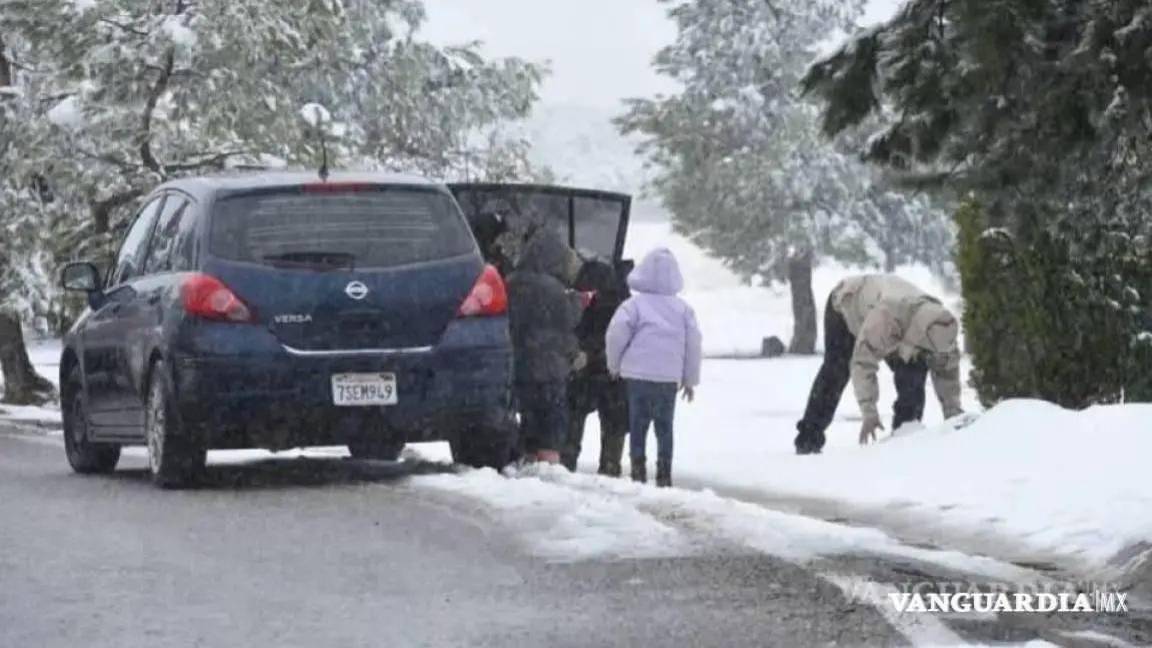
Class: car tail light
458,265,507,317
181,273,255,323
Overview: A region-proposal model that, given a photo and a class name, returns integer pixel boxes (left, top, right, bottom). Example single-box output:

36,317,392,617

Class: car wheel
347,438,405,461
450,416,514,470
62,366,121,474
145,360,206,489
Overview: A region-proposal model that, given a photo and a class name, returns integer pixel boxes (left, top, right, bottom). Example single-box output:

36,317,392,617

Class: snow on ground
0,338,62,424
624,220,960,356
570,220,1151,578
414,466,692,562
414,463,1041,585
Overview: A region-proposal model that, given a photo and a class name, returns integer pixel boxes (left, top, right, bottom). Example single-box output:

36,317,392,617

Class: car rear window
209,188,475,269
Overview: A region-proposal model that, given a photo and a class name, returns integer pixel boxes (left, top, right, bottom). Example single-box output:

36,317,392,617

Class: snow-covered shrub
958,202,1152,408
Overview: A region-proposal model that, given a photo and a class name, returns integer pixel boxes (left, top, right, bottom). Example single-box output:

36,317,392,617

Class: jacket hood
575,258,625,303
908,301,959,355
517,228,576,282
628,248,684,296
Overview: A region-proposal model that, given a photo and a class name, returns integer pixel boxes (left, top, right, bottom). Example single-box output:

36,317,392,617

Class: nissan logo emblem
345,281,369,300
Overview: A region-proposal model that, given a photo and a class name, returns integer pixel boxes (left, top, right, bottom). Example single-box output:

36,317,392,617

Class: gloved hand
571,352,588,372
859,414,884,446
681,386,695,403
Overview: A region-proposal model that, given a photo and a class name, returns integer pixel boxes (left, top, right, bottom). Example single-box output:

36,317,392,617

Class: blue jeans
626,380,678,464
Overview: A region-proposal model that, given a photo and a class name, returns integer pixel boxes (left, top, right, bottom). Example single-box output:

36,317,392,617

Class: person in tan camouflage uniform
795,275,964,454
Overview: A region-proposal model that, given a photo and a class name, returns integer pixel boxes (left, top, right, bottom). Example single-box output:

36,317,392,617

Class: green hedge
956,201,1152,408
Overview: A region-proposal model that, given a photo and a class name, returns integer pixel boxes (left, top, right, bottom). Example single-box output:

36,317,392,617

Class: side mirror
61,262,102,293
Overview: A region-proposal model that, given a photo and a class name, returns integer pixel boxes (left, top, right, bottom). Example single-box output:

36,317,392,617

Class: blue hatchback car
59,172,514,487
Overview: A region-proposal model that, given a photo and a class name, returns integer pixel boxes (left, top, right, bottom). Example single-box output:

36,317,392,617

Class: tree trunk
787,251,817,355
0,310,55,406
0,33,12,88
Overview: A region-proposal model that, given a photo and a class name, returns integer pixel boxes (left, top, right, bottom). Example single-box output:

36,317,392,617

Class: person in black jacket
506,228,585,464
562,258,631,476
470,210,513,277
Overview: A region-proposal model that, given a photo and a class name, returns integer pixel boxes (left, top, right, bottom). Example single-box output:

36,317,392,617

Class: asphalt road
4,430,1150,648
0,432,906,648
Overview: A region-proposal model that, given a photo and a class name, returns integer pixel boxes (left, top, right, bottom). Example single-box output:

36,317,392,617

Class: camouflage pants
562,377,629,476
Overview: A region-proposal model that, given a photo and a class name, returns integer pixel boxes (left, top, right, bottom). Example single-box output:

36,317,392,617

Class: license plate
331,373,397,407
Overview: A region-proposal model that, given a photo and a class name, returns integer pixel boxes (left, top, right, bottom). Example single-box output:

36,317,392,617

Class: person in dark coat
506,228,585,464
469,210,513,276
562,258,631,476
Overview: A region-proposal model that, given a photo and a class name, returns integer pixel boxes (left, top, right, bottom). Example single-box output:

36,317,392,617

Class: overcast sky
420,0,904,111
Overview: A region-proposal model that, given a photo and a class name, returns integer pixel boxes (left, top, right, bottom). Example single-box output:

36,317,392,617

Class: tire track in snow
412,465,1062,647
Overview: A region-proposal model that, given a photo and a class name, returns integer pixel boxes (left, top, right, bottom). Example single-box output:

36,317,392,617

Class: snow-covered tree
0,29,57,404
803,0,1152,405
0,0,546,401
617,0,953,353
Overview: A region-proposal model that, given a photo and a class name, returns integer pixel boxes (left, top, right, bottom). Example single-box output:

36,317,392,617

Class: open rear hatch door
449,183,632,271
204,184,482,352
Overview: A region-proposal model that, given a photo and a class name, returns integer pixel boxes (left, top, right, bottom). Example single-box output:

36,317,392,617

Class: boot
630,458,646,484
656,459,672,488
598,431,626,478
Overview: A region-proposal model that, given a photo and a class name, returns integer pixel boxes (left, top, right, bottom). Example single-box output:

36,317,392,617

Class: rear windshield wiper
262,251,357,271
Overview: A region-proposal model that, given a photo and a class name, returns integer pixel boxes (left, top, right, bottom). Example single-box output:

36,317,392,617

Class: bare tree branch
163,150,246,173
91,189,143,235
138,48,176,176
0,33,12,88
97,18,149,37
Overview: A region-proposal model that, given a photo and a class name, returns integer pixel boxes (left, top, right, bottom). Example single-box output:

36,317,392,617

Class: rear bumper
171,317,511,448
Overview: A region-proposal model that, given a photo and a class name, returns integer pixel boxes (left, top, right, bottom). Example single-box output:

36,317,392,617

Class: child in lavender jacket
605,248,702,487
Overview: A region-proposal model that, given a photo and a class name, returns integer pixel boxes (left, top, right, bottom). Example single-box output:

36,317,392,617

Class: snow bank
414,475,1040,592
413,463,1042,586
0,338,61,424
416,466,691,561
573,383,1152,576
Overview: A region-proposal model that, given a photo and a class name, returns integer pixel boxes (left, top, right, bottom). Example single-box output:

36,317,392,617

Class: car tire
145,360,206,489
347,438,405,461
450,415,515,470
63,366,121,474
